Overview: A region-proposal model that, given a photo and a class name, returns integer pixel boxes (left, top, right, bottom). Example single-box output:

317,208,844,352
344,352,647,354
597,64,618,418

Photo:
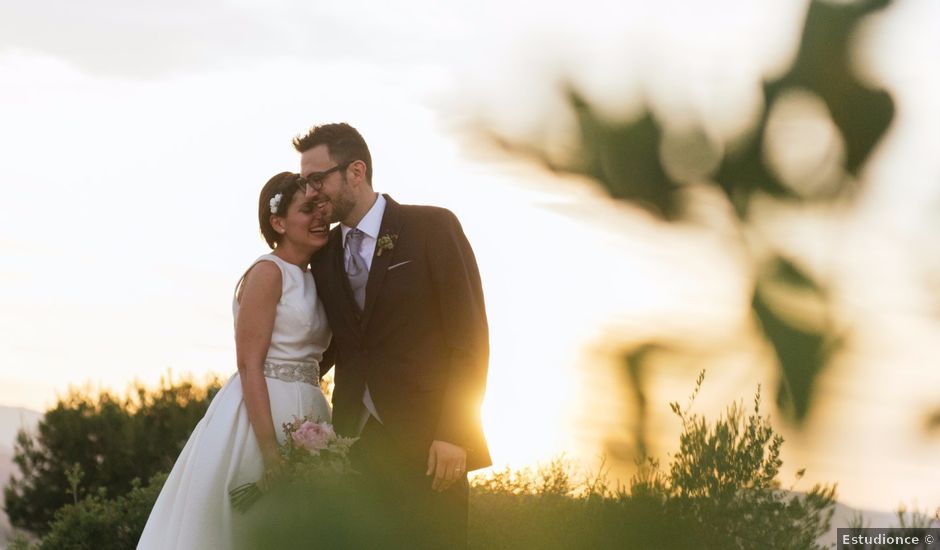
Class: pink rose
291,421,336,454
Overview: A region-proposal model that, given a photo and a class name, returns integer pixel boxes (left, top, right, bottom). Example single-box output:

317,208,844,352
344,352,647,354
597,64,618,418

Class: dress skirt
137,373,330,550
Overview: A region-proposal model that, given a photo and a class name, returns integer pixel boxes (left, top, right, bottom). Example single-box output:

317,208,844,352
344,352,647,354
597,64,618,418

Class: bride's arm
235,261,282,466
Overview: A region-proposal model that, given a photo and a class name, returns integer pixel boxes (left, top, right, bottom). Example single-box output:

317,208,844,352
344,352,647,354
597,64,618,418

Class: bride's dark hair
258,172,303,248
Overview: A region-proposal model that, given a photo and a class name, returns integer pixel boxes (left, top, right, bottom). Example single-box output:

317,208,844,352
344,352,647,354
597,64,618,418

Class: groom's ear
349,160,369,188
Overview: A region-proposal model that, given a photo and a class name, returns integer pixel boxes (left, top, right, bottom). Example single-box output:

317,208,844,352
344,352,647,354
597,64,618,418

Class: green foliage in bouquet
4,374,220,534
277,417,358,482
229,416,357,513
226,417,381,549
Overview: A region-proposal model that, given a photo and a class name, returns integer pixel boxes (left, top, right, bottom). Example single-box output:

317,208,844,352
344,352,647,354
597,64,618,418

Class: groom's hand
426,440,467,492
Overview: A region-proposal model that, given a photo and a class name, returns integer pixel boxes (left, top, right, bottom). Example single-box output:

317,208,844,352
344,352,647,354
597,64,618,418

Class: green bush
627,372,836,549
468,372,836,550
8,472,166,550
469,460,634,549
4,374,220,534
14,372,835,549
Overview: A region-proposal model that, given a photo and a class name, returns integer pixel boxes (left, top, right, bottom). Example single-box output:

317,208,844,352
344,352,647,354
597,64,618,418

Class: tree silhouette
4,374,220,534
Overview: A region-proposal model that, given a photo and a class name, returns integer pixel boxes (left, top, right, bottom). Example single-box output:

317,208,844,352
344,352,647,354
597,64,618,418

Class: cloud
1,1,271,76
0,0,469,78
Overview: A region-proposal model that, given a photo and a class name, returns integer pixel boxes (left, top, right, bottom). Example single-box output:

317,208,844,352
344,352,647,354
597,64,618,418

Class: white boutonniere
376,233,398,256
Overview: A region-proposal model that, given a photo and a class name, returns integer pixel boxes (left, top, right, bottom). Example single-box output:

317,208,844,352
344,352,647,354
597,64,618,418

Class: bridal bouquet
229,417,358,513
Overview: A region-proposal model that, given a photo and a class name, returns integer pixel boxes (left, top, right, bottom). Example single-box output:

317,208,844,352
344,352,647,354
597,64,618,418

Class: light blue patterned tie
344,228,368,312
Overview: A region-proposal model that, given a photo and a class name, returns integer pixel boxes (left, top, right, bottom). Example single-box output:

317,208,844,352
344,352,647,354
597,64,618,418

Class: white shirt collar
340,193,386,241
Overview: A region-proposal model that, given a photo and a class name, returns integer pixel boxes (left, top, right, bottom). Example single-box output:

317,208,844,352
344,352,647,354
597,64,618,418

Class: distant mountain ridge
1,405,42,548
0,406,42,450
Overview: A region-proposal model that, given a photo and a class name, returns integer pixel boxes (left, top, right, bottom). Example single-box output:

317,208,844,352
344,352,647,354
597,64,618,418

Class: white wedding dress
138,254,332,550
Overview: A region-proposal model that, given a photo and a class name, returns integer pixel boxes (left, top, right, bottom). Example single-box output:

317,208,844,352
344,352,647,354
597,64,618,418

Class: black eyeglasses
298,161,354,193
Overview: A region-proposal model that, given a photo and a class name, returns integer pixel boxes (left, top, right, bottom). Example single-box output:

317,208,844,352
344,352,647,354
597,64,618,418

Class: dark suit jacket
310,195,492,471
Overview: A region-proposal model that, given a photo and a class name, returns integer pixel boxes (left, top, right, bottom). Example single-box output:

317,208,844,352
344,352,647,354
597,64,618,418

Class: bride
138,172,333,549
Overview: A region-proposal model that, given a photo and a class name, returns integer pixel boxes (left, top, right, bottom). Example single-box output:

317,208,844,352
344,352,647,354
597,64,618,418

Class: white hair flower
269,193,283,214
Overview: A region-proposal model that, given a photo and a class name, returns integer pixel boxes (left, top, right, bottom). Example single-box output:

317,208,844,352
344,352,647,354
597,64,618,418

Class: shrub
627,371,836,549
13,372,836,549
4,374,220,534
469,372,837,549
9,472,166,550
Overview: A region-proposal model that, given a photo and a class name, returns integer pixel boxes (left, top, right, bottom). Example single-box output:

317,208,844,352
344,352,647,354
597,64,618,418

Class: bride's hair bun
258,172,301,248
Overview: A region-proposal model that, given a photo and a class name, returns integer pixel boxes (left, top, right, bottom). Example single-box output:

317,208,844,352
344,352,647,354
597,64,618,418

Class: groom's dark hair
293,123,373,185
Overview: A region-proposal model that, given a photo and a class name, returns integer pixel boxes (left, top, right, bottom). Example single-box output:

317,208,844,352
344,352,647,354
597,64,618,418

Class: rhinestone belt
263,361,320,386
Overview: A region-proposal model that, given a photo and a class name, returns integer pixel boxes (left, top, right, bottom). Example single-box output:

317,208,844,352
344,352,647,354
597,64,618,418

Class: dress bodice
232,254,331,367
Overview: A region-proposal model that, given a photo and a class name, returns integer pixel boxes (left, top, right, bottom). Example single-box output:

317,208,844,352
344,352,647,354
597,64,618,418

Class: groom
295,123,491,548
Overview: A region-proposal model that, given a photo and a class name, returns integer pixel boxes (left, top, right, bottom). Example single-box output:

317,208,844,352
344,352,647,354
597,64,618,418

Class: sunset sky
2,0,939,512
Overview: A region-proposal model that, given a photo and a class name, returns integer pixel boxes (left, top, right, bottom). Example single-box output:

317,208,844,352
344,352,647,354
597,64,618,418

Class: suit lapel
360,195,403,330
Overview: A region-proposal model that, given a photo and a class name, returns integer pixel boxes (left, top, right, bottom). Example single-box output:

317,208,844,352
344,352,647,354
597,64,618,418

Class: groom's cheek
314,201,331,222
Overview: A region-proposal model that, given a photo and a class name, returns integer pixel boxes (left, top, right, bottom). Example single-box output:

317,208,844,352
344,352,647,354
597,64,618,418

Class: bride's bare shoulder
236,260,282,304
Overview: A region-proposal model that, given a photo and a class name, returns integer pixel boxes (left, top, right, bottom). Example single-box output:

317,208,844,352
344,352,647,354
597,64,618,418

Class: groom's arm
426,208,489,454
